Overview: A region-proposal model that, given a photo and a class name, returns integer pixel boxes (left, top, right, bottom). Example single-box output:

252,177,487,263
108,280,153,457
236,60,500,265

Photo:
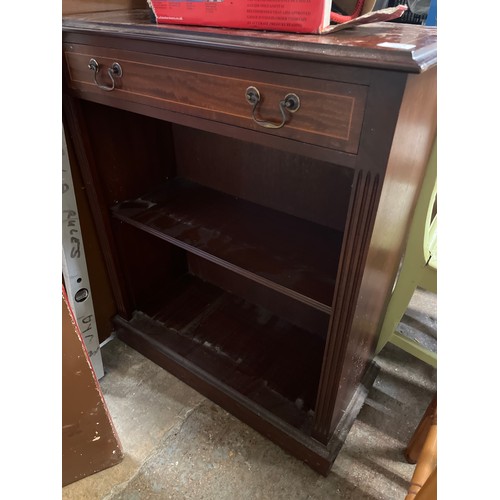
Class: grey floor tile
63,290,437,500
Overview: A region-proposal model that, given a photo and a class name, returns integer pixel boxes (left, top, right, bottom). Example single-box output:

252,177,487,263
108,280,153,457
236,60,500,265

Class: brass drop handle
88,58,123,92
245,86,300,130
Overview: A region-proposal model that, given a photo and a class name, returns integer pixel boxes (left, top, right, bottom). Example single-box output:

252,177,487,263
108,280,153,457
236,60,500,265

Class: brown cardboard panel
62,0,145,15
62,289,123,486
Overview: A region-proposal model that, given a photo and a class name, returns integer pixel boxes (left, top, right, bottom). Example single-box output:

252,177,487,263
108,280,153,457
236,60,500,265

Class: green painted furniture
375,141,437,367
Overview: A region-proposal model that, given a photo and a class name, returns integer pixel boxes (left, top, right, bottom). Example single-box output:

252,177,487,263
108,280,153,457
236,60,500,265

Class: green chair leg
391,331,437,368
376,139,437,367
375,264,420,355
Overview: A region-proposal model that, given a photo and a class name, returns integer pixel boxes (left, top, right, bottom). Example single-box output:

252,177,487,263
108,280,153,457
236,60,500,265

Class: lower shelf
117,274,325,431
114,281,380,475
114,289,378,476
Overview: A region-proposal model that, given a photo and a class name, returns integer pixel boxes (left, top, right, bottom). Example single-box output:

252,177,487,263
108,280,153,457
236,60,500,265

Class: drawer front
64,43,368,154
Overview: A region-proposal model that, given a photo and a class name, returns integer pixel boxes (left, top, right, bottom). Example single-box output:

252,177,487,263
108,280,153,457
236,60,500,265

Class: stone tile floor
63,289,436,500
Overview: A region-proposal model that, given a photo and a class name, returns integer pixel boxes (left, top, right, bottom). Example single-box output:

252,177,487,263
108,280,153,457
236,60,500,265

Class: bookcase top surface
62,9,436,73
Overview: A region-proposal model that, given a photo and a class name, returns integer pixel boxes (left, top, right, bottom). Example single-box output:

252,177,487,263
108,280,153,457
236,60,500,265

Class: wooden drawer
63,43,368,153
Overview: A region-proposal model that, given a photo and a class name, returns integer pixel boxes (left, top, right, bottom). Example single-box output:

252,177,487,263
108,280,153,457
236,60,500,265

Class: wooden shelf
115,274,325,430
112,178,342,313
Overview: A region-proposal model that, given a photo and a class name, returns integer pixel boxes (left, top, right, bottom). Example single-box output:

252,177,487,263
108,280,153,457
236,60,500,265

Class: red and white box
147,0,407,35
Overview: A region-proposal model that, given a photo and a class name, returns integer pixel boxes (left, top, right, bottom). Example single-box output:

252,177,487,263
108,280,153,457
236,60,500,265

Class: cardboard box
148,0,406,35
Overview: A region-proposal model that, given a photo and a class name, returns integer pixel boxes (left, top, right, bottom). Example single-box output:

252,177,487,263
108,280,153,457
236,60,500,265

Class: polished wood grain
115,313,333,473
64,42,368,153
63,96,133,318
65,80,359,170
188,255,331,336
173,125,354,232
111,178,343,311
62,9,436,72
329,67,437,435
126,274,325,429
313,169,380,443
62,11,437,475
79,100,175,206
111,221,188,312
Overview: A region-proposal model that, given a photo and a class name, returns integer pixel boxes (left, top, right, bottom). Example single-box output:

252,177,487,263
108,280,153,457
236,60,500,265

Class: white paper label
377,42,416,50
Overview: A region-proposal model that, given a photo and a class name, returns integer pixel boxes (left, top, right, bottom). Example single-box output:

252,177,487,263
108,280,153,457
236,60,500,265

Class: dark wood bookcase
62,10,436,474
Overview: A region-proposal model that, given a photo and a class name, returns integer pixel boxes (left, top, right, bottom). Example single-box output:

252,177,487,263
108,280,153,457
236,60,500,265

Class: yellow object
375,140,437,367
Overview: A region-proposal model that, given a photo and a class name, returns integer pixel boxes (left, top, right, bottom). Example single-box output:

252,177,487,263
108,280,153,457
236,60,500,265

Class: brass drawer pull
88,58,122,92
245,86,300,130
